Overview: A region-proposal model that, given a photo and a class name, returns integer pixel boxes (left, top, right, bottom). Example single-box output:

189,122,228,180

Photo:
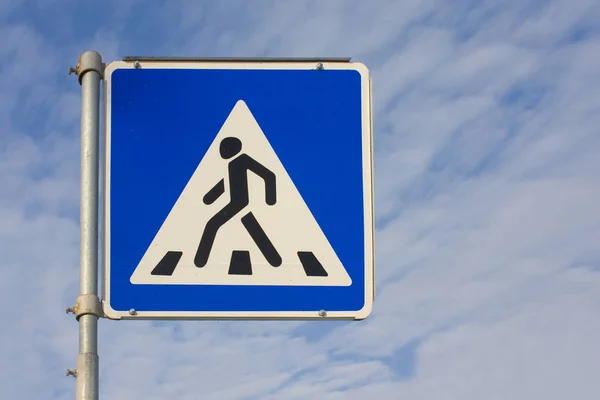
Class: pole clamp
75,51,103,84
66,294,102,320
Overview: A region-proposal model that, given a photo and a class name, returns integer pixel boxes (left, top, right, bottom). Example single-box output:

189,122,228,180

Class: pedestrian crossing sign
102,58,374,320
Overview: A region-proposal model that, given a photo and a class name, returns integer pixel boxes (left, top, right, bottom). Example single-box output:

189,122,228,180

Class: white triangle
130,100,352,286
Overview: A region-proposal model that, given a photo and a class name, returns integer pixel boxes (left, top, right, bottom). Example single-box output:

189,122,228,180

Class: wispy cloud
1,0,599,399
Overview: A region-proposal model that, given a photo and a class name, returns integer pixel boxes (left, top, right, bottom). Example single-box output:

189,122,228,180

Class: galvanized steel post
73,50,103,400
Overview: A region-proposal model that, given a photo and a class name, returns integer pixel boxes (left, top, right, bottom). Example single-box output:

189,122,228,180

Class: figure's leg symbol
194,204,238,268
241,212,282,267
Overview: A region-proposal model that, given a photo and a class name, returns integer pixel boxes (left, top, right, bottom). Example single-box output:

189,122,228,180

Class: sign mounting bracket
122,56,352,63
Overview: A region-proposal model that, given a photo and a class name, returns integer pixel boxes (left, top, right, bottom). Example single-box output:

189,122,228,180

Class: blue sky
2,0,600,398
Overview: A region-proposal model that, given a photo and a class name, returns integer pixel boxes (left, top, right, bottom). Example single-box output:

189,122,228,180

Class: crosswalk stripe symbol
129,100,352,286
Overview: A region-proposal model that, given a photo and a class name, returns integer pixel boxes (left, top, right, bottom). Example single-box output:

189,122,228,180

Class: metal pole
72,50,103,400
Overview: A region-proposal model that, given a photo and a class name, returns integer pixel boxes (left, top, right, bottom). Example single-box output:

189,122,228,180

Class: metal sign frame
101,58,374,321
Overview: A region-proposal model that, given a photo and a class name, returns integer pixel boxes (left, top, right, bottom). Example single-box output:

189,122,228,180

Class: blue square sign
102,59,374,320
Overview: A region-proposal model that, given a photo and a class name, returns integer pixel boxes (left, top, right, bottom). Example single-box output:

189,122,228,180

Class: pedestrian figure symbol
194,137,282,275
130,100,352,287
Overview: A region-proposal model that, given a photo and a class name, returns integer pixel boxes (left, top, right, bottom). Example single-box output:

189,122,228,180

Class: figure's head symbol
219,137,242,159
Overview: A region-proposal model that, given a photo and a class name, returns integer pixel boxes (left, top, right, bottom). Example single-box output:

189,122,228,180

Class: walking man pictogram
194,136,282,272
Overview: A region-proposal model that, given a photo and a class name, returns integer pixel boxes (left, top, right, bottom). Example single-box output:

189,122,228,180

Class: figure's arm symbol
203,179,225,205
244,156,277,205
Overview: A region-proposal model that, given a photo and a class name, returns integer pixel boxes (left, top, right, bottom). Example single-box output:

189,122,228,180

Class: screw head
128,308,136,315
134,61,141,69
68,66,76,75
316,62,324,70
318,310,327,317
